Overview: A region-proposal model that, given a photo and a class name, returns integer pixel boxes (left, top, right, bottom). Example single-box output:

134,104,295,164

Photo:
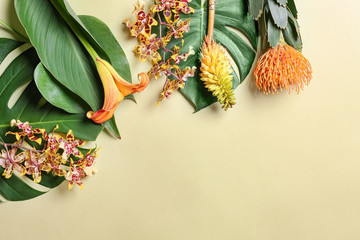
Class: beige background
1,0,360,239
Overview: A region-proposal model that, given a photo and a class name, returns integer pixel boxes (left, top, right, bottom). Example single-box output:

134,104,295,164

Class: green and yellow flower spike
199,0,235,110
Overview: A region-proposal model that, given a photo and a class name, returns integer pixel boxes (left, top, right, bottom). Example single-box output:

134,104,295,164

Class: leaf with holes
153,0,257,111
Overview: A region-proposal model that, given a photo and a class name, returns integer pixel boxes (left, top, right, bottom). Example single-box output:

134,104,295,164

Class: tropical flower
6,120,46,145
22,151,51,183
152,0,194,23
65,159,86,190
0,147,26,178
254,40,312,94
86,58,149,124
200,37,235,111
57,129,85,163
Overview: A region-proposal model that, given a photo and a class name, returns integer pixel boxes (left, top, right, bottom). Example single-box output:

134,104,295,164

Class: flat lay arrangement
0,0,311,202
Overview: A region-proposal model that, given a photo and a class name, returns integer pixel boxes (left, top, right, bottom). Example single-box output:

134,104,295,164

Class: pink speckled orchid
58,129,84,162
6,120,46,145
0,147,26,178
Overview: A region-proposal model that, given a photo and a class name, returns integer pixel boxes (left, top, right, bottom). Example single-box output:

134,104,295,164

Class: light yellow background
1,0,360,239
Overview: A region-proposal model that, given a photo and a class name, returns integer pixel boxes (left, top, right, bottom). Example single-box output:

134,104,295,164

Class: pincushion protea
200,36,235,110
254,40,312,94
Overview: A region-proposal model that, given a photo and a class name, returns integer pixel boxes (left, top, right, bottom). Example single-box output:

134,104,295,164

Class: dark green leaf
14,0,102,112
267,16,281,47
268,0,288,29
34,63,89,113
0,38,22,64
155,0,257,111
78,15,132,83
283,11,302,51
102,117,121,139
276,0,287,7
49,0,110,63
31,173,65,188
287,0,298,18
0,167,46,201
249,0,264,20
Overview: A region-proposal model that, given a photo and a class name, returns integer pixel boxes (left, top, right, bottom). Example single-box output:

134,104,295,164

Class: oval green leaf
34,63,89,113
14,0,102,112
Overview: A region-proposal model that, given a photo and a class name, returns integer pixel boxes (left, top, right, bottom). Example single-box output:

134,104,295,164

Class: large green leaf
155,0,257,111
0,167,46,201
78,15,132,83
49,1,132,84
34,63,89,113
14,0,102,112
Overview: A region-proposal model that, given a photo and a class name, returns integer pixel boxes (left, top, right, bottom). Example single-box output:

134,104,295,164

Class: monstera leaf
0,43,104,201
154,0,257,111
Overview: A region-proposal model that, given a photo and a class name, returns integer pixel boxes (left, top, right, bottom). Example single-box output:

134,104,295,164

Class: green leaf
34,63,89,113
49,1,133,85
102,117,121,139
0,167,46,201
0,38,22,64
14,0,103,112
267,15,281,47
276,0,287,7
268,0,288,29
283,10,302,51
49,0,110,63
78,15,135,102
78,15,132,83
155,0,257,112
287,0,298,18
248,0,264,20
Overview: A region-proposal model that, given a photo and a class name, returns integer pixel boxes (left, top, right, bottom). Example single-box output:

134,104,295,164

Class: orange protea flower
254,41,312,95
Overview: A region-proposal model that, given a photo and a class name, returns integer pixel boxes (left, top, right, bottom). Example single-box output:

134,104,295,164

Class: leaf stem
0,18,29,42
207,0,216,41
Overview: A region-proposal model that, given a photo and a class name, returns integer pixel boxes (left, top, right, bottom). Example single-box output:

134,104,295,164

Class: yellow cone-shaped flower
86,58,149,124
200,37,235,111
254,41,312,94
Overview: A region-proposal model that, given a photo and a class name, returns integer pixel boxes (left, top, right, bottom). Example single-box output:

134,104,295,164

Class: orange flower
254,41,312,95
86,58,149,124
